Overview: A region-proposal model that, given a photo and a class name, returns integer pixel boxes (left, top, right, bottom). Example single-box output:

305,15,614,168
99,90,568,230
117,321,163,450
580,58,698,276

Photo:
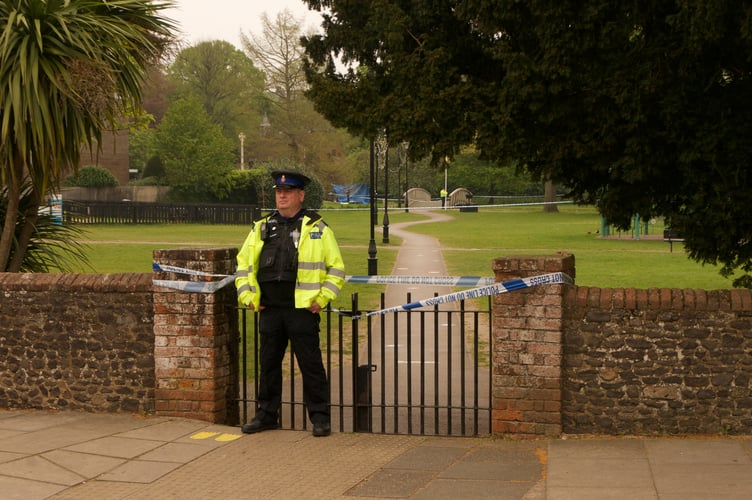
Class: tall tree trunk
543,179,559,213
0,157,24,271
8,185,41,272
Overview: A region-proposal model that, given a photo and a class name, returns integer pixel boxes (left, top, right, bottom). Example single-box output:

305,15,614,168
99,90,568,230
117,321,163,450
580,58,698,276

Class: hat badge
281,175,286,184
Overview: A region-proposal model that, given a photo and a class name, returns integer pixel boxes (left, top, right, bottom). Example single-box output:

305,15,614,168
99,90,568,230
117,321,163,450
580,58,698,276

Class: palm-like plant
0,0,175,272
1,182,90,272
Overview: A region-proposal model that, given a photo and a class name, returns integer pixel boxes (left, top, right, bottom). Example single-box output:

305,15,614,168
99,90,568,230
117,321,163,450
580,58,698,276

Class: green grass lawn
69,204,734,291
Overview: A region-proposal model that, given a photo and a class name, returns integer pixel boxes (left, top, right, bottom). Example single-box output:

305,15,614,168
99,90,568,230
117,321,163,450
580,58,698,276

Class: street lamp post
402,141,410,213
368,138,378,275
443,156,449,210
238,132,246,170
378,134,390,244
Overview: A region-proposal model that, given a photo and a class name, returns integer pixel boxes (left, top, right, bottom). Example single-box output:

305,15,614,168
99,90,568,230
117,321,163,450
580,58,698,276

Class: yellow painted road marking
190,432,220,440
215,433,242,442
190,431,242,442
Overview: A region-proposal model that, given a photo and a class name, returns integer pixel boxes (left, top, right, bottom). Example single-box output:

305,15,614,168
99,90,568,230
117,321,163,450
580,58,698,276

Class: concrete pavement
1,409,751,499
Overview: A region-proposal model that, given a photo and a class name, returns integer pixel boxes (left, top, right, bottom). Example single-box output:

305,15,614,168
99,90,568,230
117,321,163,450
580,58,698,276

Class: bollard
355,364,376,432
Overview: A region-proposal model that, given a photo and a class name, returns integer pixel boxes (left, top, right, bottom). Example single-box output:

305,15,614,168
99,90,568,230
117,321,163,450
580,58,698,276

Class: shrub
64,166,119,188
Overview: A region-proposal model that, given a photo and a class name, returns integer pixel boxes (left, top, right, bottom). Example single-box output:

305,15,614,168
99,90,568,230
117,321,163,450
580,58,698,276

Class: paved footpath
2,211,752,499
2,408,752,499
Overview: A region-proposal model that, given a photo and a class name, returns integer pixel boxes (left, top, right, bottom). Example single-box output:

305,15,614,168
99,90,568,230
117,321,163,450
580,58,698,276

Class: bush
64,166,118,188
142,156,165,179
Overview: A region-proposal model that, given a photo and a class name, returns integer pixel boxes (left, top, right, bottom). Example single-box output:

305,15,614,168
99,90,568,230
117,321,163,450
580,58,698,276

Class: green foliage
1,184,90,272
0,0,175,272
128,127,156,173
64,166,119,188
168,40,265,140
223,169,268,205
142,156,166,180
154,97,235,202
445,152,543,199
301,0,752,287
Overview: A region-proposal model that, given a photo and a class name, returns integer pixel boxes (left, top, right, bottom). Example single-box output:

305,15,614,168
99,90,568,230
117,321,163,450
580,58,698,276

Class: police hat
271,170,310,190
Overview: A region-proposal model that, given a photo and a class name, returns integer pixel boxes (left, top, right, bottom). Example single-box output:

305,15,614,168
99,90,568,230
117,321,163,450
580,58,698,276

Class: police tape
152,263,498,293
152,276,236,294
152,262,572,307
347,272,573,320
344,275,495,286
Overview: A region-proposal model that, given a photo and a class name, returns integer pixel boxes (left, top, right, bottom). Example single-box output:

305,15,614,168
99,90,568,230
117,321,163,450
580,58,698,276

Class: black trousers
257,307,330,422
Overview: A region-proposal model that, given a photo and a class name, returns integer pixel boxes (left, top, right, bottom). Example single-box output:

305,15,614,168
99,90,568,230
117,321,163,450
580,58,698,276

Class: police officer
235,170,346,437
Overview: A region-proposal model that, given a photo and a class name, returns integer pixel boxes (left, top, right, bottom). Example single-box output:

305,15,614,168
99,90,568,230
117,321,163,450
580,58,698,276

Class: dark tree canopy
302,0,752,286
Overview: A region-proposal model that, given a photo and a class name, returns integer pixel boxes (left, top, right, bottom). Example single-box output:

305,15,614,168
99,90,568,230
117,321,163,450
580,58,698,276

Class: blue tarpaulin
332,183,370,204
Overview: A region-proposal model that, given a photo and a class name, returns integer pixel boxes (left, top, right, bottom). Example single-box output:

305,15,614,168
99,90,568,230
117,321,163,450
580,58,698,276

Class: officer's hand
308,303,322,314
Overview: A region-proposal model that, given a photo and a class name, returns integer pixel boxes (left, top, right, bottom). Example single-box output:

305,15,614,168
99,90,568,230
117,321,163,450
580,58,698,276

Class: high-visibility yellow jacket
235,211,346,310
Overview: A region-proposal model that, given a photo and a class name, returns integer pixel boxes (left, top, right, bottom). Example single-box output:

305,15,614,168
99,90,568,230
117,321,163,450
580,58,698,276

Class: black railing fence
62,201,260,225
238,292,493,437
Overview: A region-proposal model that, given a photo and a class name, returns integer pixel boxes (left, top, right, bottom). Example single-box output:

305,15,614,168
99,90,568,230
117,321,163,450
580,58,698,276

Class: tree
0,0,174,272
302,0,752,286
168,40,265,141
154,97,235,202
241,10,355,186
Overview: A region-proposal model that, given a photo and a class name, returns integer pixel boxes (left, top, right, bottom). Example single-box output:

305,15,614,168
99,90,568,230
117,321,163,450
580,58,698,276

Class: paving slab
0,455,84,486
96,459,183,483
0,475,68,500
0,426,108,455
42,449,126,479
413,478,535,500
383,446,466,470
63,436,167,459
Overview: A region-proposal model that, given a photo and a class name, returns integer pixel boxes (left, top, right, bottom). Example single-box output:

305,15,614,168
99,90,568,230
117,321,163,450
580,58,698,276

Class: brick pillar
491,253,575,437
152,248,239,425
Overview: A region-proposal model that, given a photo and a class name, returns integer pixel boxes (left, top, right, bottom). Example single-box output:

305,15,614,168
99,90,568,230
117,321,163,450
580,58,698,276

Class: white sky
163,0,323,49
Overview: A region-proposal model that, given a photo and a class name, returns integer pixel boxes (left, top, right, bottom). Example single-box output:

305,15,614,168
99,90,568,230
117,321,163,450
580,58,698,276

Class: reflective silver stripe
237,284,254,295
327,268,346,279
236,270,249,277
297,282,322,291
298,261,327,271
323,281,341,295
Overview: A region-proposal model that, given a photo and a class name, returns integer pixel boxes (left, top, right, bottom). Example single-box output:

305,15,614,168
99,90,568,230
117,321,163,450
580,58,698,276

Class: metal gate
238,292,492,437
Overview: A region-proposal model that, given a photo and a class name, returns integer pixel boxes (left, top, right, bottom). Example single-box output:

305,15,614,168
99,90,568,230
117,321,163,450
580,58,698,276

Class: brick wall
492,253,575,437
153,248,239,425
0,273,154,413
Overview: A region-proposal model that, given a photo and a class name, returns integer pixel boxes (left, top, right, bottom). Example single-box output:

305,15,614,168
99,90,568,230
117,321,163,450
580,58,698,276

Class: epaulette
304,210,325,225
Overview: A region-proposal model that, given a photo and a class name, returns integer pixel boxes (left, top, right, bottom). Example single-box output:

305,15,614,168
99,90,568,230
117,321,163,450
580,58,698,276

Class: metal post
368,138,378,275
382,138,390,244
403,141,410,213
443,159,448,210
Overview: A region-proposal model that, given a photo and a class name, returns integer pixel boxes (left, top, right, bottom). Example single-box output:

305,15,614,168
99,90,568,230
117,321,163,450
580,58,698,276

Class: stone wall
0,273,154,413
562,286,752,435
492,253,752,437
0,247,239,425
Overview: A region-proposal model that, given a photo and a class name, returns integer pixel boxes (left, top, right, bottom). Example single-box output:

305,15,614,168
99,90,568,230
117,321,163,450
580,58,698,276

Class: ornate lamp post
376,133,390,244
238,132,246,170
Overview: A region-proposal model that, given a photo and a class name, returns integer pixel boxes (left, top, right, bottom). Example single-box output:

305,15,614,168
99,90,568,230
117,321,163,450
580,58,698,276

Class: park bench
663,228,684,252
